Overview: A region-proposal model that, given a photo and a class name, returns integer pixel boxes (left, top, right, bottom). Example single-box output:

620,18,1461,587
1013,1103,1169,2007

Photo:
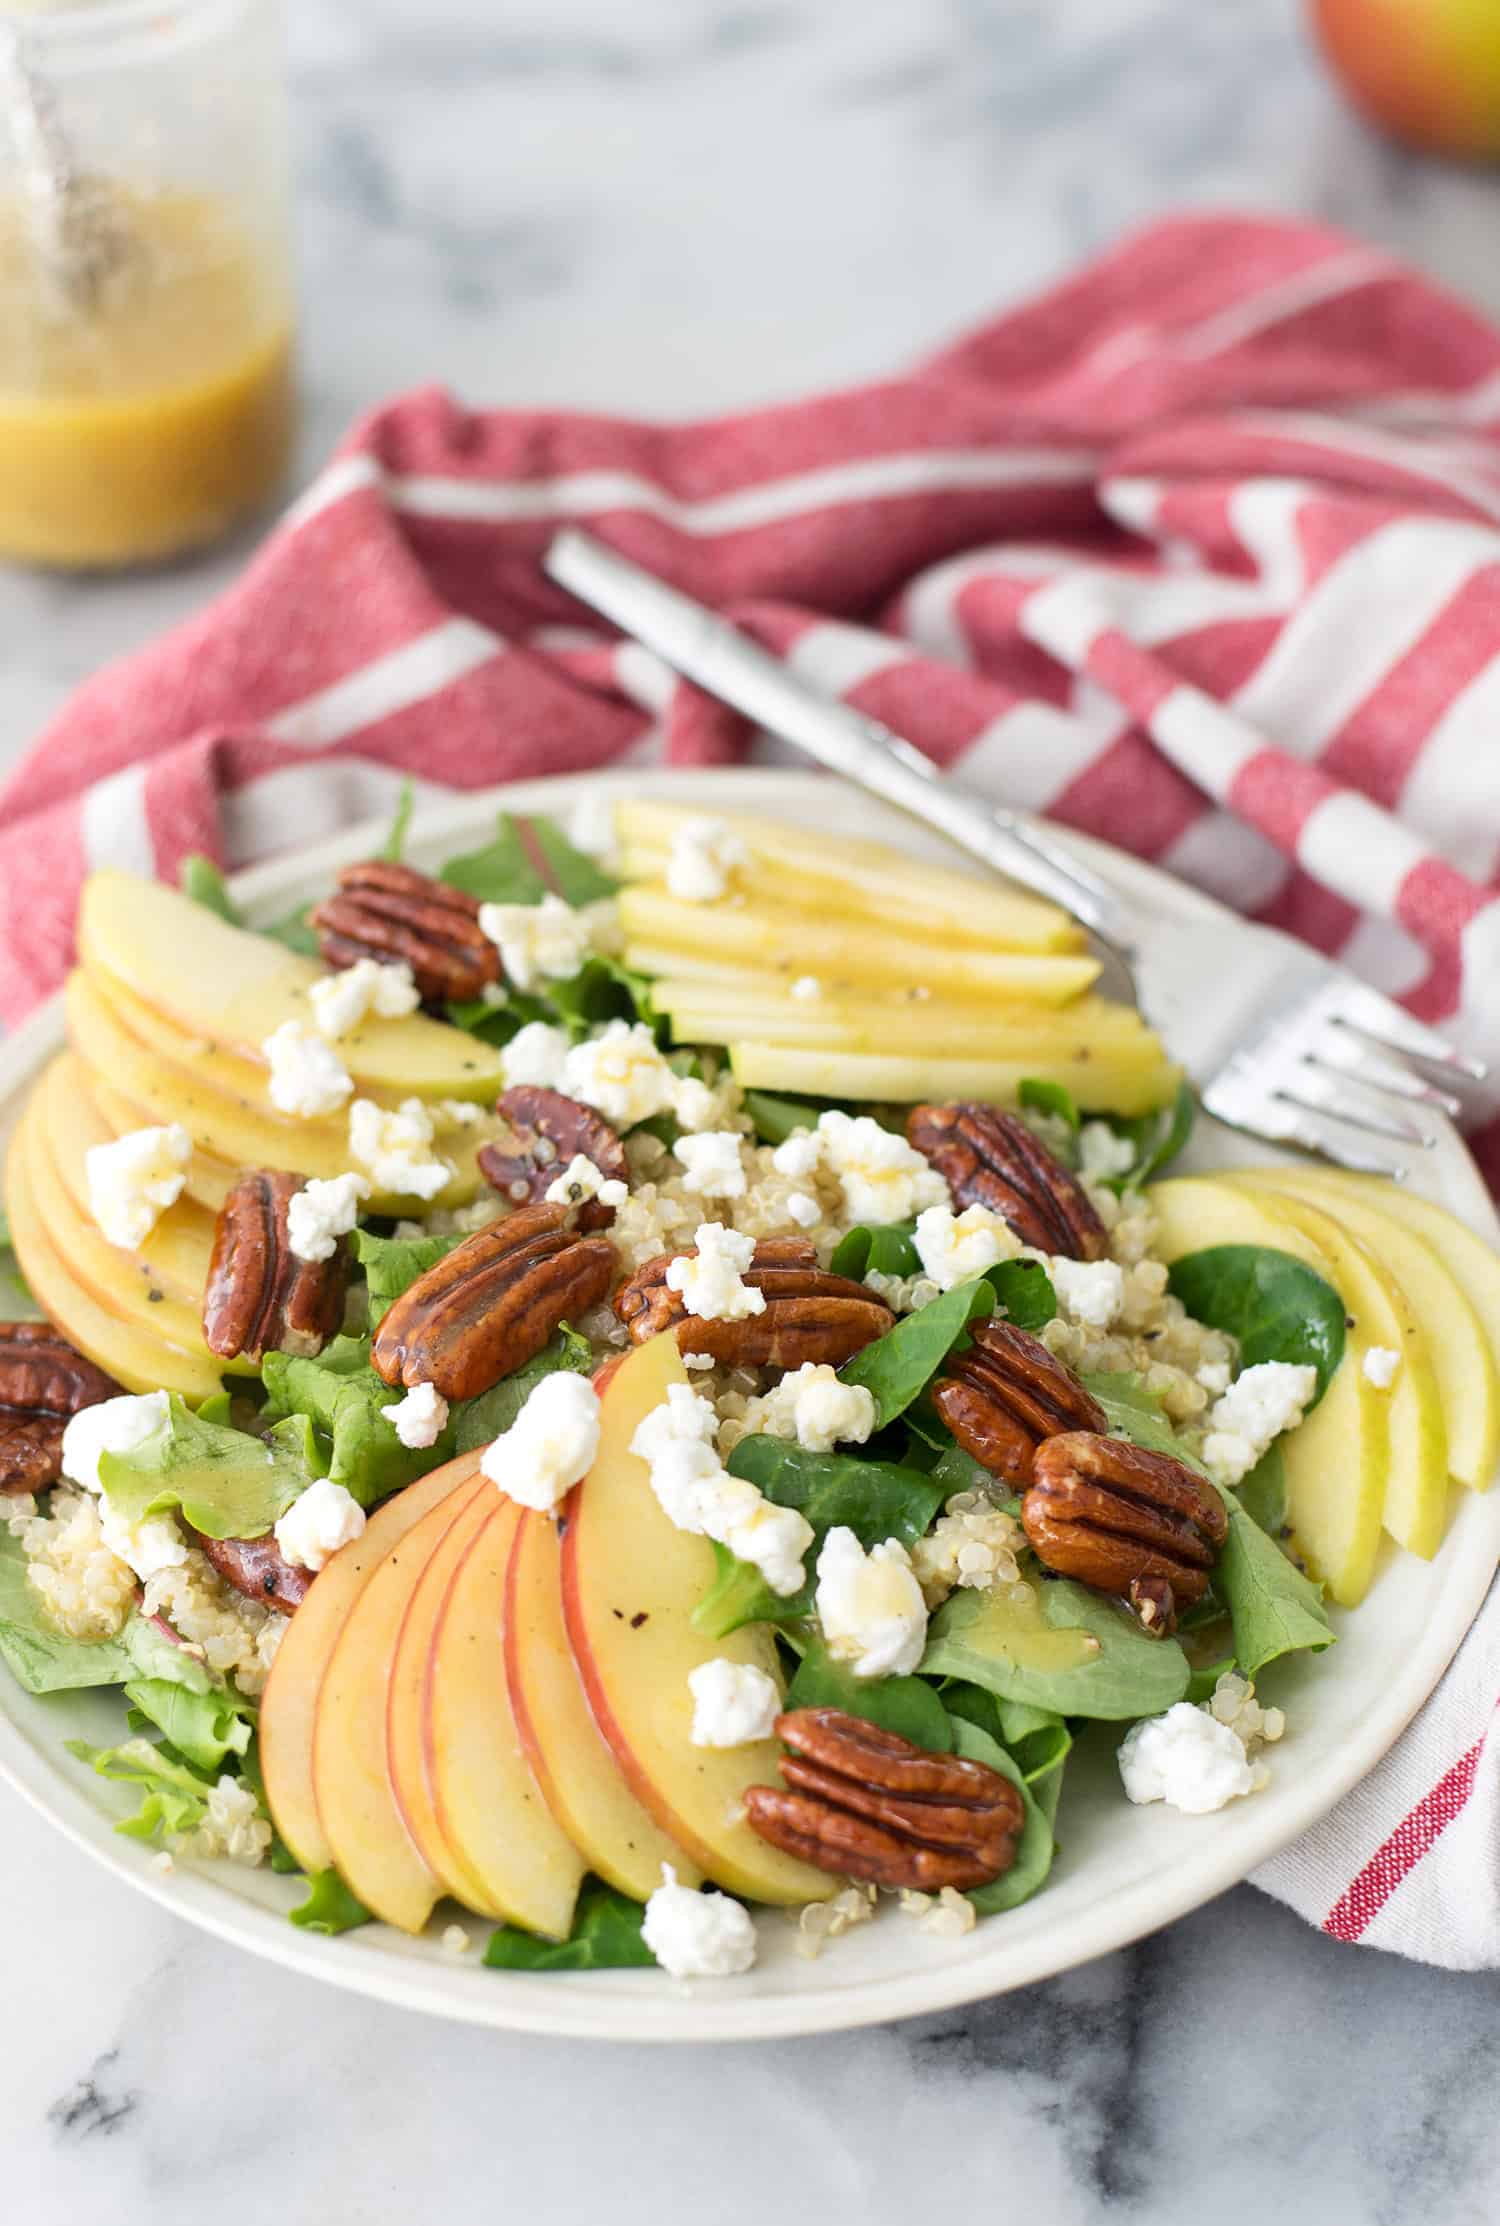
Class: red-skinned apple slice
560,1332,831,1905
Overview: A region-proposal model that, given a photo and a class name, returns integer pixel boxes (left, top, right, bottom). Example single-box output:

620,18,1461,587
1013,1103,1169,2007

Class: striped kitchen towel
4,210,1500,1964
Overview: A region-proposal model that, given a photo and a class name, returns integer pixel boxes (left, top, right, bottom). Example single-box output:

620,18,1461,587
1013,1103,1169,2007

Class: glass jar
0,0,296,569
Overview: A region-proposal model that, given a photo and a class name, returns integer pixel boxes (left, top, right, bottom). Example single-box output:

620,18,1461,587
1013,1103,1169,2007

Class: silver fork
543,528,1485,1178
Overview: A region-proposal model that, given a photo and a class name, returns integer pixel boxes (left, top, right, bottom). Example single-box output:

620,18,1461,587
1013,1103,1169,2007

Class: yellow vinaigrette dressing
0,191,294,568
958,1579,1102,1674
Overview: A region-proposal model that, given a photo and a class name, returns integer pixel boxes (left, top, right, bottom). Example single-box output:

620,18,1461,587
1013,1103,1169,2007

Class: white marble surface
6,3,1500,2220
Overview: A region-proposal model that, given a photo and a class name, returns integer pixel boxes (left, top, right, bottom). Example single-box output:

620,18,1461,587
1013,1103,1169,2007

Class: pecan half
907,1103,1107,1259
1023,1429,1228,1635
310,860,502,1006
185,1523,310,1614
203,1172,353,1365
614,1237,892,1369
0,1321,119,1495
371,1200,613,1401
933,1318,1107,1486
746,1708,1025,1891
479,1087,627,1230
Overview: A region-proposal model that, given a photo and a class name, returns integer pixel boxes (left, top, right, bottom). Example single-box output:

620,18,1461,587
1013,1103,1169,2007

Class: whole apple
1311,0,1500,159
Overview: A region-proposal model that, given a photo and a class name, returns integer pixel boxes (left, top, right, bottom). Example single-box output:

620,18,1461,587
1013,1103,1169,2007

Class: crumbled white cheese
675,1130,747,1198
1363,1345,1401,1390
262,1020,354,1119
1202,1360,1319,1489
479,892,594,991
815,1111,948,1224
664,817,749,904
912,1203,1021,1292
1195,1360,1232,1398
757,1363,876,1453
1077,1121,1137,1183
481,1370,601,1513
568,792,620,867
85,1124,192,1250
688,1658,781,1748
785,1191,821,1229
561,1020,680,1128
630,1385,813,1596
436,1098,487,1128
1118,1702,1257,1814
670,1076,721,1134
543,1153,627,1210
790,975,822,1002
771,1130,823,1180
274,1477,367,1573
664,1222,765,1322
61,1390,172,1495
96,1499,189,1582
348,1096,453,1201
499,1019,571,1091
642,1864,757,1977
286,1171,370,1264
381,1381,450,1449
309,958,420,1040
1049,1255,1126,1330
814,1527,928,1679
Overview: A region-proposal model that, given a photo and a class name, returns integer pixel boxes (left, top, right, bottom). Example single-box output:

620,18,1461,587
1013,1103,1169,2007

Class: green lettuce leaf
484,1881,654,1971
1095,1079,1197,1192
65,1735,218,1844
1165,1244,1346,1404
0,1531,219,1695
839,1278,995,1429
378,780,415,862
179,855,243,925
922,1574,1191,1720
441,810,616,909
123,1678,255,1775
262,1334,448,1507
830,1223,921,1280
527,816,619,906
786,1636,954,1751
1017,1077,1080,1140
985,1258,1056,1331
355,1227,464,1326
950,1715,1058,1916
289,1868,374,1934
98,1397,314,1541
943,1682,1073,1787
454,1325,594,1453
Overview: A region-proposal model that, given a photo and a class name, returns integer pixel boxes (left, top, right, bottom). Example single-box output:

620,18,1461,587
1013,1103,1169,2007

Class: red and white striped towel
3,211,1499,1964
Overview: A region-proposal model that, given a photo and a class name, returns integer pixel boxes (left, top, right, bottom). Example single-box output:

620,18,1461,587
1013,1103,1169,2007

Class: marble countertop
6,4,1500,2221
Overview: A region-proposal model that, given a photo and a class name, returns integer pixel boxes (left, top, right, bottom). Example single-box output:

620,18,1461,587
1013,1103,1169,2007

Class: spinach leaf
949,1717,1058,1916
1018,1077,1080,1137
1166,1245,1345,1404
927,1437,1010,1501
1186,1654,1237,1704
289,1868,373,1935
123,1679,255,1775
484,1881,654,1971
945,1683,1073,1786
839,1279,995,1429
262,1334,449,1507
179,855,243,925
454,1326,594,1452
743,1091,826,1146
986,1258,1056,1331
786,1636,954,1751
379,779,415,862
1237,1444,1287,1537
263,905,322,957
65,1734,219,1844
442,813,547,905
1095,1079,1196,1192
544,953,653,1035
693,1437,945,1637
922,1573,1191,1720
99,1398,315,1541
527,816,619,906
830,1223,921,1280
355,1226,464,1326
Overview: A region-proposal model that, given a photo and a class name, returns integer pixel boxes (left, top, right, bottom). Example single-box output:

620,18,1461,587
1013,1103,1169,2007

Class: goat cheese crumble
757,1363,876,1453
664,817,748,904
1049,1255,1125,1330
630,1385,813,1596
561,1021,681,1129
481,1371,601,1513
274,1477,367,1573
309,958,420,1040
1118,1703,1257,1815
814,1111,949,1224
286,1171,370,1264
85,1124,192,1250
814,1526,928,1679
665,1221,765,1323
674,1130,748,1198
499,1020,571,1092
642,1865,757,1977
381,1381,450,1450
262,1020,354,1119
544,1153,627,1210
913,1203,1021,1291
1201,1360,1319,1489
61,1390,172,1495
687,1658,781,1749
348,1097,453,1201
1363,1345,1401,1390
1077,1121,1137,1183
785,1191,821,1228
771,1130,823,1181
479,892,593,990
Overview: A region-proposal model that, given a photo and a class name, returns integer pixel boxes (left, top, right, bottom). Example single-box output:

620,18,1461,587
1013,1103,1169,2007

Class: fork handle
544,528,1135,950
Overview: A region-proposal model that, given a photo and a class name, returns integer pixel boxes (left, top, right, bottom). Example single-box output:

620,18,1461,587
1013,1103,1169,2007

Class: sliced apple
561,1332,831,1905
625,942,1099,1007
728,1038,1181,1116
259,1448,486,1874
425,1499,584,1939
655,985,1164,1057
505,1506,699,1901
79,869,504,1102
83,1065,241,1215
41,1054,216,1309
1147,1176,1390,1606
385,1481,507,1917
1234,1167,1499,1492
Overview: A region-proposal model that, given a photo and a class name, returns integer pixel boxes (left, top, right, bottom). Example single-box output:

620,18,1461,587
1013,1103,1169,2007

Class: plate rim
3,763,1498,2041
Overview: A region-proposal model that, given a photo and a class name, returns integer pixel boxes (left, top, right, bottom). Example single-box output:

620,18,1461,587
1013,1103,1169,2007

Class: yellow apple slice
83,1065,243,1215
1223,1180,1449,1560
624,943,1099,1007
260,1448,486,1875
1148,1176,1389,1606
41,1054,216,1309
425,1499,585,1939
1234,1168,1499,1492
728,1039,1181,1117
79,869,503,1102
505,1505,700,1901
655,984,1162,1057
561,1332,830,1905
385,1480,507,1917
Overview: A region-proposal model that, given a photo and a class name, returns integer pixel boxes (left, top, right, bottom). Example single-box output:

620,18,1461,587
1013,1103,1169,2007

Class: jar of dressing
0,0,296,568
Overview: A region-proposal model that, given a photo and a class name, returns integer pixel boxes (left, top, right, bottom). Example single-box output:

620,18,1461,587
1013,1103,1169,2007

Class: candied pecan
933,1318,1106,1486
907,1102,1107,1259
185,1523,310,1614
614,1237,892,1369
371,1200,613,1401
0,1321,119,1495
203,1171,353,1365
479,1087,627,1229
746,1708,1025,1891
1023,1430,1228,1635
310,860,502,1006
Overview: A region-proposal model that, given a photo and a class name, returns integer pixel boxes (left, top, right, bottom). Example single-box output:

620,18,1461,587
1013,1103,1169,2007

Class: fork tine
1303,1043,1463,1119
1277,1082,1435,1149
1331,988,1488,1081
1202,1077,1412,1179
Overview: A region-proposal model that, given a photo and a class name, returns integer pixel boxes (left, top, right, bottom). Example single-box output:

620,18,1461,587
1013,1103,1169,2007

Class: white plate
3,768,1498,2041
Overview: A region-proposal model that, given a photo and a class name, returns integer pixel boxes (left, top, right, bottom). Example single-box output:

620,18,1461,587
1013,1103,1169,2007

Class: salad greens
66,1734,223,1845
123,1678,255,1774
984,1258,1057,1332
922,1574,1193,1720
289,1869,375,1935
484,1881,654,1971
178,855,243,925
441,809,616,911
0,1531,218,1696
831,1222,922,1281
1016,1074,1196,1191
787,1635,954,1752
1166,1245,1347,1404
262,1335,451,1506
356,1227,465,1327
950,1717,1057,1917
453,1325,593,1453
98,1397,315,1541
839,1277,995,1428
